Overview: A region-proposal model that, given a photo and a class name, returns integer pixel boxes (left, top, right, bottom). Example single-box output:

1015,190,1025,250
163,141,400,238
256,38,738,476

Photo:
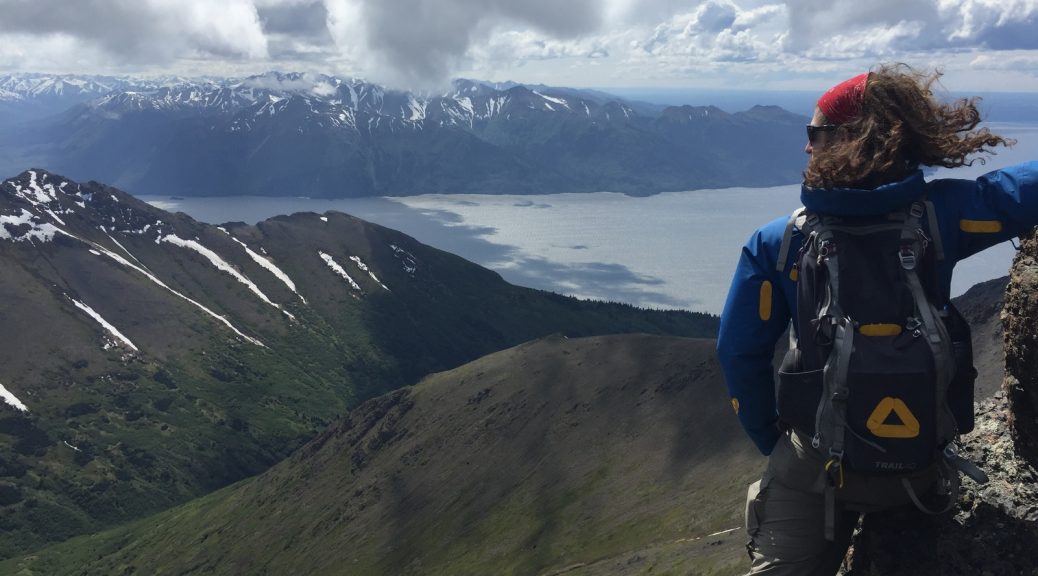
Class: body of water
143,122,1037,315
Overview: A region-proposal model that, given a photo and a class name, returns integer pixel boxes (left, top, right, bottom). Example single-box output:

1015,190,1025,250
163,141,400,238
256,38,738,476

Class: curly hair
804,64,1015,189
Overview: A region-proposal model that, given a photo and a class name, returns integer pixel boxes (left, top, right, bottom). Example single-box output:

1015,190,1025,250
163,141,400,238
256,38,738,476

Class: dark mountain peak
450,78,493,95
1,170,180,249
2,168,87,209
659,104,731,123
596,99,636,120
733,104,804,124
499,84,533,100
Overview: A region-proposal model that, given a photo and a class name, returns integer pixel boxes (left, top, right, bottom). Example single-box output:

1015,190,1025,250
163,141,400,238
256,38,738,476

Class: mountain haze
0,72,808,198
0,169,715,557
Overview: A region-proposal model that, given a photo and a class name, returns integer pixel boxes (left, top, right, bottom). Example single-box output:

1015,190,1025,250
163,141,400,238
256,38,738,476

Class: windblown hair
804,63,1014,189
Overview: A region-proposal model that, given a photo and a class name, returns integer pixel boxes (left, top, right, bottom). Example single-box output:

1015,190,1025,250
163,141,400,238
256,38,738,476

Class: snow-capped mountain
0,72,808,197
0,73,131,125
0,73,124,102
68,72,627,128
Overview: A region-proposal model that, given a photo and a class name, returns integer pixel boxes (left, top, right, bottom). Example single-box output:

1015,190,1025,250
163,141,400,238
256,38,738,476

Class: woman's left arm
955,161,1038,259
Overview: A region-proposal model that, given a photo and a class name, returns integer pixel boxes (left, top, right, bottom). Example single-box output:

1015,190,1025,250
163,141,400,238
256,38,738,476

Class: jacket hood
801,170,925,216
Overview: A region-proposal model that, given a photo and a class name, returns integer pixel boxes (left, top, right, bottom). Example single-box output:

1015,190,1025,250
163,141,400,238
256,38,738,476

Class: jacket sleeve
955,162,1038,259
716,217,791,455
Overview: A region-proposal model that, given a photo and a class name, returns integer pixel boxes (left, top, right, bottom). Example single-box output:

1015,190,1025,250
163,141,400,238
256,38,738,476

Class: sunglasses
806,124,838,144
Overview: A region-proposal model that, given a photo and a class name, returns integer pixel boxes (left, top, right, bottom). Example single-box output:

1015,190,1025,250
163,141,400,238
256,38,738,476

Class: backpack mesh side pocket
777,347,823,435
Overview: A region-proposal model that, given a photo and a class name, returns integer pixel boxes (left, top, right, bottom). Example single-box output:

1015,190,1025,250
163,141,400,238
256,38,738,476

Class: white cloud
802,20,926,60
467,30,611,70
970,51,1038,72
0,0,268,63
0,0,1036,90
783,0,1038,54
636,2,788,64
0,34,112,74
322,0,605,89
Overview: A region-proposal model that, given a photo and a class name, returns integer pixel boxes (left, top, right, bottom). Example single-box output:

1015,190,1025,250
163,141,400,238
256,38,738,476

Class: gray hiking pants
743,430,942,575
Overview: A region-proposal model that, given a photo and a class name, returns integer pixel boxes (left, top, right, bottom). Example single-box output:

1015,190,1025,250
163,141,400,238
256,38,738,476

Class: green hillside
1,334,761,576
0,170,717,558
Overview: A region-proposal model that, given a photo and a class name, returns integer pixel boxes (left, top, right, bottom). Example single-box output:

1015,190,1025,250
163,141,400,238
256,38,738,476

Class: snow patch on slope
534,91,570,109
0,381,28,412
161,234,293,319
226,233,306,304
69,296,139,351
390,244,418,276
0,209,61,243
102,228,149,270
86,242,265,347
319,251,361,291
406,95,427,122
24,170,58,204
349,256,389,290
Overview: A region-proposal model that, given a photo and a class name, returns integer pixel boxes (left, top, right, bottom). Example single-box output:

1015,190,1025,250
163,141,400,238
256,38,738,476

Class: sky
1,0,1037,92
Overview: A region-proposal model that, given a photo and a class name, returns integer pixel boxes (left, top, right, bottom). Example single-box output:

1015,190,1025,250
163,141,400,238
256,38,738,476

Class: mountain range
0,275,1014,576
0,167,1024,574
0,169,715,558
0,72,808,198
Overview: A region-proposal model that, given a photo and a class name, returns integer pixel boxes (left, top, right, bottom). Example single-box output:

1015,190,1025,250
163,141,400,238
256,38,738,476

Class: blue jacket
717,162,1038,455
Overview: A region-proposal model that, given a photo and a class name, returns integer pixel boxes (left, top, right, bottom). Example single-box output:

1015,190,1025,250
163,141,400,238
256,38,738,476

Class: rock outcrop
1004,231,1038,463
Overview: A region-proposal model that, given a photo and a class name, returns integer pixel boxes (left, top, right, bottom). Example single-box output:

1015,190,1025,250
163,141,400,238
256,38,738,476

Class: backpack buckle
812,316,834,346
905,317,923,338
899,246,917,270
825,453,845,488
816,239,836,264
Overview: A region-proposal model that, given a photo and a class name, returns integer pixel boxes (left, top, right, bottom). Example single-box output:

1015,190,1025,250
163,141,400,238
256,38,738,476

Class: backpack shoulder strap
922,199,945,261
776,207,808,273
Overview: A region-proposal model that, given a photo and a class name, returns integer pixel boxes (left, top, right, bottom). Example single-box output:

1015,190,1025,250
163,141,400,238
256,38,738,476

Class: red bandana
817,72,869,124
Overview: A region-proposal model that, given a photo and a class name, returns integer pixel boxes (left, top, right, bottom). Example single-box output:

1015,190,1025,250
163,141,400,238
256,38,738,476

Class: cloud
0,0,1036,91
636,1,788,64
237,72,340,95
0,33,114,74
257,0,331,40
801,20,926,60
970,51,1038,72
945,0,1038,50
324,0,606,89
620,0,1038,84
0,0,269,64
467,30,611,69
782,0,1038,55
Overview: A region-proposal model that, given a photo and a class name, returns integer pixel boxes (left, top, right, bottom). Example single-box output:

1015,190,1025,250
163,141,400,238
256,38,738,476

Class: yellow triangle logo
866,397,920,439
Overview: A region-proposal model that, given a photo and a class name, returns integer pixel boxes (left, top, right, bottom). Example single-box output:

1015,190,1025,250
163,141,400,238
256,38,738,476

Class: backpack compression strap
809,215,857,542
776,207,807,273
922,200,945,261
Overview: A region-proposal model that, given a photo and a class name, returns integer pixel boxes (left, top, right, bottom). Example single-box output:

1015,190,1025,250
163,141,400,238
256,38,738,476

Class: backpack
774,201,986,539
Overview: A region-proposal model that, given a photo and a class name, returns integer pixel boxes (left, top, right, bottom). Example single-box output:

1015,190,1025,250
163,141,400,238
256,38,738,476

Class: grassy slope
2,334,762,576
0,172,719,559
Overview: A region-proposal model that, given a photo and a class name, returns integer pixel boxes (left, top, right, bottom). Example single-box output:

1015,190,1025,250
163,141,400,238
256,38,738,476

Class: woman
716,64,1038,575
